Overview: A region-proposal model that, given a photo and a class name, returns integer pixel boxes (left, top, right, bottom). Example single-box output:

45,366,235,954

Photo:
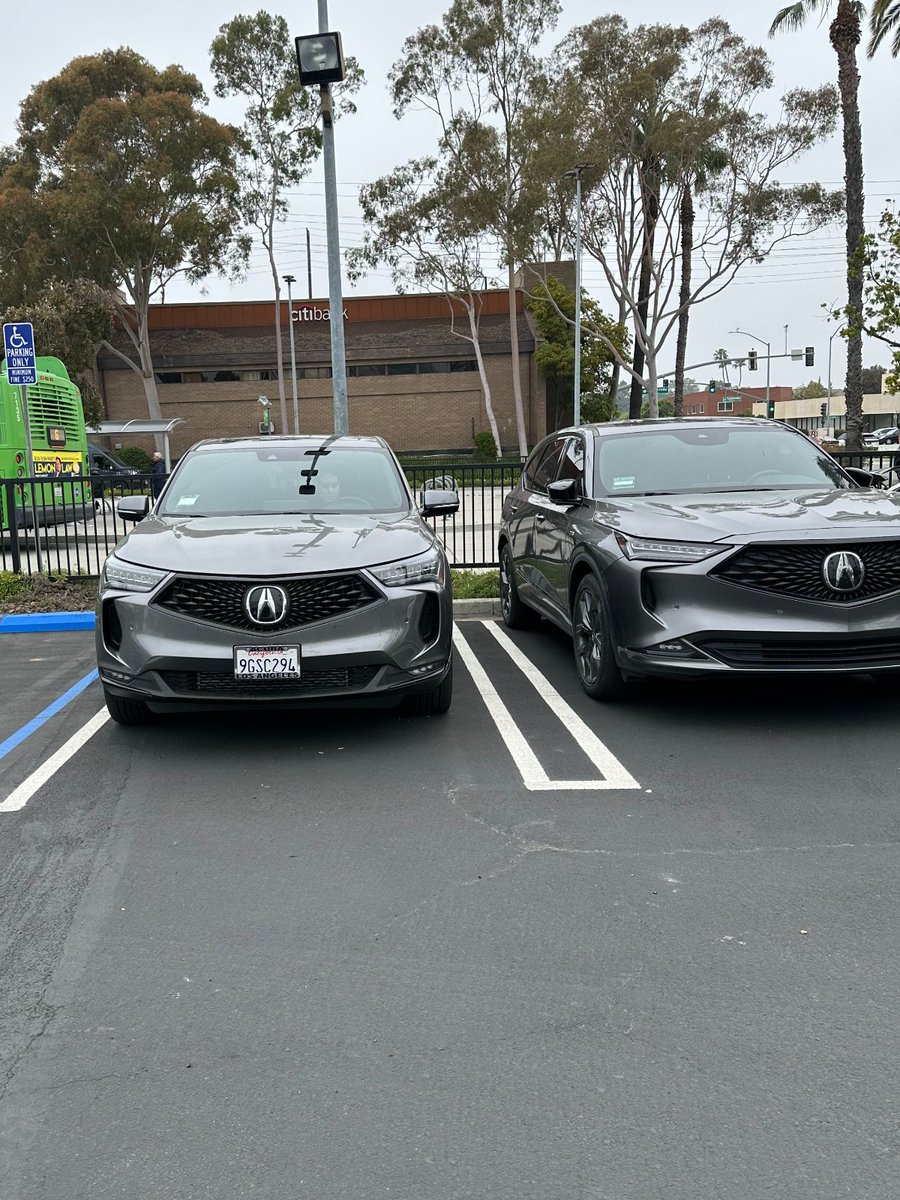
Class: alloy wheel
574,583,604,686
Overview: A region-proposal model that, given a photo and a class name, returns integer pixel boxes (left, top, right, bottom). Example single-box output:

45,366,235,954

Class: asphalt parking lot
2,624,900,1199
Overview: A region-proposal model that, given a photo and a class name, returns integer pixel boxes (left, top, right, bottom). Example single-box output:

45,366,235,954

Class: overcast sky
2,0,898,389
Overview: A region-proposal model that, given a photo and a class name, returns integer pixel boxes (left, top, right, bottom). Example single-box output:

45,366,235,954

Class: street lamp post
283,274,300,434
564,163,593,426
732,328,772,417
826,325,842,428
295,4,349,436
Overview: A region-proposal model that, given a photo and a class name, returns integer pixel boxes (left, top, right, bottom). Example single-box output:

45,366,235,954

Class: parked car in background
96,435,459,724
87,442,140,498
864,426,899,446
499,418,900,700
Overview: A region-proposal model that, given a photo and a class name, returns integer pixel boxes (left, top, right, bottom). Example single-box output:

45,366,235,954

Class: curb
451,597,503,619
0,611,97,634
0,601,501,633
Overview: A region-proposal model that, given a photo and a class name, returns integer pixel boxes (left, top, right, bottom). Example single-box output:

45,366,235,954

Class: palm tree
868,0,900,55
770,1,866,448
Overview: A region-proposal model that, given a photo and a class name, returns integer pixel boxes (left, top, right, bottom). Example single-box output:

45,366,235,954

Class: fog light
409,661,443,676
645,639,701,658
102,668,134,683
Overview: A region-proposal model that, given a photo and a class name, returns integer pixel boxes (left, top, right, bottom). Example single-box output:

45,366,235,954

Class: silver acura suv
96,435,459,723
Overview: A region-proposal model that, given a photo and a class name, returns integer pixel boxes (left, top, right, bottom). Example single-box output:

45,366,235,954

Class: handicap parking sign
3,322,37,386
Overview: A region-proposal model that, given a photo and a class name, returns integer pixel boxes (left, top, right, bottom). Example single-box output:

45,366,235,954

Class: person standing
150,452,167,499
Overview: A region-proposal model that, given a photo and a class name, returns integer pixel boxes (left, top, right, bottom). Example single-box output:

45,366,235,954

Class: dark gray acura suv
96,435,458,723
499,418,900,700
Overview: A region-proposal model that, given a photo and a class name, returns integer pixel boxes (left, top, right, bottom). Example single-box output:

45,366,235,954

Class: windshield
594,425,851,497
159,445,410,517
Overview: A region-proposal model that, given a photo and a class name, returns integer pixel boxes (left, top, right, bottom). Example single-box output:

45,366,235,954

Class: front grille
712,541,900,604
154,573,381,632
697,635,900,670
160,666,380,697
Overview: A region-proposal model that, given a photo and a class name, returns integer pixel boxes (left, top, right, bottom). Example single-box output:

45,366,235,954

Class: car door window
554,437,585,489
522,441,555,490
528,438,568,494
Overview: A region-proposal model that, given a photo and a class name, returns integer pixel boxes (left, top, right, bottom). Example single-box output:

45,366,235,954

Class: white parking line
452,623,640,791
0,709,110,813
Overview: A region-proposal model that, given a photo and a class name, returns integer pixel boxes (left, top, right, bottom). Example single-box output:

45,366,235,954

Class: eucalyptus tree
550,16,840,418
389,0,561,456
211,11,363,436
14,48,248,426
349,158,505,455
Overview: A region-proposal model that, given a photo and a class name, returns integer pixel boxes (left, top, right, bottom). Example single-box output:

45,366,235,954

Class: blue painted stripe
0,668,100,761
0,611,96,633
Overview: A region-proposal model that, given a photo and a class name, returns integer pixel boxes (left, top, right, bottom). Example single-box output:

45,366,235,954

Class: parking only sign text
3,322,37,386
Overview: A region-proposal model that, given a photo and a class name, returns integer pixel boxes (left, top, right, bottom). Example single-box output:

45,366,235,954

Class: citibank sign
292,305,349,322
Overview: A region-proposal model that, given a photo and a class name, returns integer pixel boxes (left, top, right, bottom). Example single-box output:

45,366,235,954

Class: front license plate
234,645,300,680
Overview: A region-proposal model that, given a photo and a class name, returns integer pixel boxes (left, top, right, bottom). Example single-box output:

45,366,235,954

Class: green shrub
0,572,30,604
451,569,500,599
115,445,154,472
473,431,498,461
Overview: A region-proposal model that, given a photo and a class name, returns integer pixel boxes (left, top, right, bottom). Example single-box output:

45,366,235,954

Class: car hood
114,512,437,574
595,487,900,543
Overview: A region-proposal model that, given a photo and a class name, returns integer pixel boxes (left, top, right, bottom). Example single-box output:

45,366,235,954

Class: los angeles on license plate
234,645,301,680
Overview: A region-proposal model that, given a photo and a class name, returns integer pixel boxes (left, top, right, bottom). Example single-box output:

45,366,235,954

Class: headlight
369,548,444,587
614,533,722,563
101,555,168,593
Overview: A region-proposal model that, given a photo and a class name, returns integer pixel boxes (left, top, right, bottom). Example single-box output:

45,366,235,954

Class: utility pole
283,274,300,434
564,163,593,426
306,228,313,299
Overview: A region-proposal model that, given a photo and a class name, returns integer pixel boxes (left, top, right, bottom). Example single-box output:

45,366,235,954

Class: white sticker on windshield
176,495,199,507
613,476,636,489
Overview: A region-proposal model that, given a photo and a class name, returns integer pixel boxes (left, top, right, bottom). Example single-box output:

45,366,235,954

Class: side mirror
420,488,459,517
117,494,151,522
843,466,886,489
547,478,583,504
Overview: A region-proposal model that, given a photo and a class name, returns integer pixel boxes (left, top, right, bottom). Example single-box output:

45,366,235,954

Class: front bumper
96,577,452,710
604,555,900,678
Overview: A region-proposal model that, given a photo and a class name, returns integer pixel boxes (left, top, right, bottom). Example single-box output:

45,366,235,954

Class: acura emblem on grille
244,584,288,625
821,551,865,593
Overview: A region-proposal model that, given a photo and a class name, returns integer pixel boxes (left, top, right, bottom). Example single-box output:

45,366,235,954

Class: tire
571,574,629,701
403,661,453,715
499,543,540,630
104,687,152,725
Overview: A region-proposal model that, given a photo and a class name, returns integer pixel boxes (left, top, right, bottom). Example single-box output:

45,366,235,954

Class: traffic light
767,398,776,419
820,402,827,418
805,346,815,367
708,379,718,393
748,349,758,371
659,378,670,394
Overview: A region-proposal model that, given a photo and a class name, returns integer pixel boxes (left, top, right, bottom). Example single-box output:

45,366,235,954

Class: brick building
98,285,556,460
680,386,793,417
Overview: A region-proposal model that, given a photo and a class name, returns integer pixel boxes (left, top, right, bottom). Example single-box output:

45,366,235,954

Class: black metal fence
1,475,160,578
2,451,898,578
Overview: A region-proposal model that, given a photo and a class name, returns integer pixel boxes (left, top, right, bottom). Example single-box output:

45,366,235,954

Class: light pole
295,7,349,435
283,274,300,434
564,163,593,426
826,325,842,428
732,328,772,417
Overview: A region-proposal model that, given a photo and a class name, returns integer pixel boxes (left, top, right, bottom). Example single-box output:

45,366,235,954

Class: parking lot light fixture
294,2,349,435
